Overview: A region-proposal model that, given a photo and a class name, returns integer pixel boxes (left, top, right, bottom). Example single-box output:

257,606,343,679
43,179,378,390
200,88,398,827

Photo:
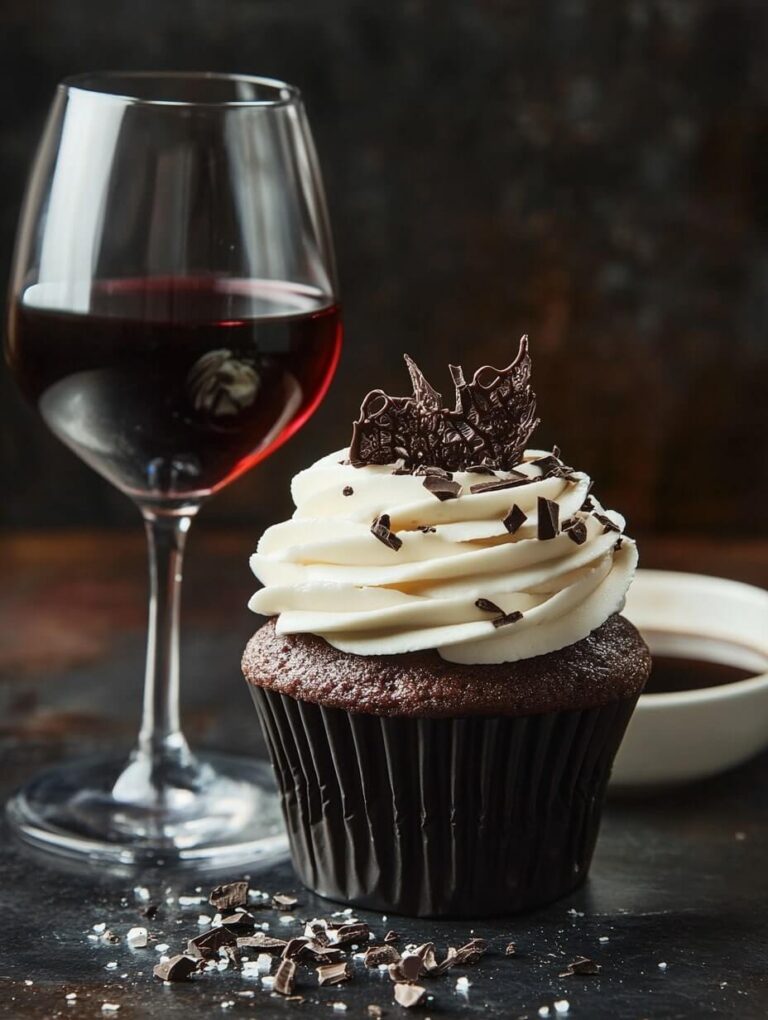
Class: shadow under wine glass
5,72,342,866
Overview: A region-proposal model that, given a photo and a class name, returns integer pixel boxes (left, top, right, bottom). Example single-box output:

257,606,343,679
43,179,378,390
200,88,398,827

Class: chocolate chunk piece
274,958,297,996
503,504,527,534
208,881,249,911
417,525,437,533
102,930,120,944
221,911,255,931
615,536,623,550
271,893,299,911
424,946,457,976
415,466,453,479
343,486,354,496
466,463,498,475
384,930,399,944
317,962,352,986
560,956,601,977
593,512,620,534
371,514,403,551
364,945,401,968
505,942,517,957
283,937,311,959
394,983,427,1008
562,517,588,545
475,598,503,615
222,944,242,969
422,475,462,501
388,954,423,983
236,932,287,954
454,938,487,964
334,921,370,946
187,927,237,960
153,954,197,982
537,496,560,540
580,495,595,512
298,945,347,966
469,474,531,494
531,453,572,478
492,610,523,628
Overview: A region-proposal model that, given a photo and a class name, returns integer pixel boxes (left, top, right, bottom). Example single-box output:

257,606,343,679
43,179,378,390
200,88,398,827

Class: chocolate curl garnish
349,337,540,472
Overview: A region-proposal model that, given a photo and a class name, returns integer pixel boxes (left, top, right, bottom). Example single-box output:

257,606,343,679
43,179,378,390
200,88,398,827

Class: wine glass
4,72,342,865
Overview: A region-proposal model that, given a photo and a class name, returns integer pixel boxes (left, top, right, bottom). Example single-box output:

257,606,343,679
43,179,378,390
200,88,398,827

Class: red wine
645,656,755,694
8,277,341,501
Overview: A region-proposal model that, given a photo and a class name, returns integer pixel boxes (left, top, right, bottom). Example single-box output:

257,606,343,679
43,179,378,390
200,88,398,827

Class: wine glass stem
137,508,197,774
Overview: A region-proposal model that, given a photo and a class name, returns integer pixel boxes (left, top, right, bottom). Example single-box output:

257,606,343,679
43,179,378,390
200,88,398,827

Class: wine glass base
6,752,289,869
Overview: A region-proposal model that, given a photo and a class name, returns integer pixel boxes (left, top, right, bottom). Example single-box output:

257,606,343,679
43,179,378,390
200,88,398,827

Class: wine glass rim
60,71,301,108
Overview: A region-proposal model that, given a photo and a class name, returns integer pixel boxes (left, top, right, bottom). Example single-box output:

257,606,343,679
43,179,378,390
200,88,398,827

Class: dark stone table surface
2,530,767,1019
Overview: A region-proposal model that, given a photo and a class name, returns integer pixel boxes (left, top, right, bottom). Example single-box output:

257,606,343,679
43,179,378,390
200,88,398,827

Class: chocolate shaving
371,514,403,551
187,927,237,960
394,983,427,1008
492,610,524,628
364,945,401,968
466,463,498,475
454,938,487,964
581,495,595,512
505,942,517,957
615,536,624,550
422,475,462,501
531,453,572,478
562,517,588,545
388,954,423,984
349,337,540,472
415,466,453,478
282,937,311,959
209,881,249,911
334,921,370,946
235,932,287,954
297,945,346,966
384,930,399,944
537,496,560,540
503,504,527,534
594,512,620,534
475,598,503,615
417,525,437,533
220,911,255,931
469,473,531,494
153,954,197,982
425,946,457,976
317,962,352,986
560,956,602,977
342,485,354,496
271,893,299,911
274,958,297,996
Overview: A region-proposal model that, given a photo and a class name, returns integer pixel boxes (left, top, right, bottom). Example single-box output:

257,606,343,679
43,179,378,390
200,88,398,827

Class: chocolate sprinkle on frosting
469,473,531,494
562,517,588,545
371,514,403,551
466,463,498,475
422,474,462,501
594,511,620,534
349,337,539,472
342,486,353,496
492,610,524,629
537,496,560,540
503,504,528,534
475,598,503,615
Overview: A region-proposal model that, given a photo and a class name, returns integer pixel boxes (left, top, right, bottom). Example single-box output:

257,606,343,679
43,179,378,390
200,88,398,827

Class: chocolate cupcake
243,339,650,917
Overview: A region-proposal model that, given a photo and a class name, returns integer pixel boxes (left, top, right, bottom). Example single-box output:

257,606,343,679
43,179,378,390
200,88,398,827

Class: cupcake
243,338,650,917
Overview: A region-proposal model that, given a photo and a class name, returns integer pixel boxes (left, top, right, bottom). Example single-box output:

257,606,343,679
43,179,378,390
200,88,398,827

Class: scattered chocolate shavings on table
272,892,299,911
153,954,197,982
334,921,370,945
425,946,457,976
141,903,159,920
283,936,311,959
537,496,560,540
469,473,531,494
388,954,423,983
475,597,503,614
560,956,602,977
235,932,287,953
593,511,620,534
274,958,297,996
505,942,517,956
187,927,237,959
371,514,403,551
492,610,524,629
384,930,399,944
317,962,352,986
422,474,462,500
343,486,354,496
209,881,249,911
503,504,528,534
562,517,588,545
220,911,255,931
394,982,428,1008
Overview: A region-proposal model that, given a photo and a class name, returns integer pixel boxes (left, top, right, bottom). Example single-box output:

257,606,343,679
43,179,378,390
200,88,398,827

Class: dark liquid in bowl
645,656,755,694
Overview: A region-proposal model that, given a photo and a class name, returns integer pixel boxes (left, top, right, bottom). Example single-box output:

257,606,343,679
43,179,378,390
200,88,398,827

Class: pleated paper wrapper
250,687,638,917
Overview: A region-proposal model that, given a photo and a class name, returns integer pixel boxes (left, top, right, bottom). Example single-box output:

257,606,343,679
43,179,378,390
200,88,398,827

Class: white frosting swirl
249,449,638,663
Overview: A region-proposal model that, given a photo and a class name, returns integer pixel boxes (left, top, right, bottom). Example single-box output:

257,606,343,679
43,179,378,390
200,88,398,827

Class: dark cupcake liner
249,687,638,917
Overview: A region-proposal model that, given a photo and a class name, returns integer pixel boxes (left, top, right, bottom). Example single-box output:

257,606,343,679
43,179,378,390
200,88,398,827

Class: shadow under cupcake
242,338,650,918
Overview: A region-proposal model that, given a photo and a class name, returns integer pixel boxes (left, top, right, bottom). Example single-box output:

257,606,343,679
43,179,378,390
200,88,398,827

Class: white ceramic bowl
611,568,768,788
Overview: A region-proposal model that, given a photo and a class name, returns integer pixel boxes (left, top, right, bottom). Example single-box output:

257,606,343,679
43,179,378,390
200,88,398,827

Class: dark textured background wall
1,0,767,539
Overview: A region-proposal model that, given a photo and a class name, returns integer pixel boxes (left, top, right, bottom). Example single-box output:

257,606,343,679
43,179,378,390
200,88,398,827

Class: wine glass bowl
4,72,341,864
